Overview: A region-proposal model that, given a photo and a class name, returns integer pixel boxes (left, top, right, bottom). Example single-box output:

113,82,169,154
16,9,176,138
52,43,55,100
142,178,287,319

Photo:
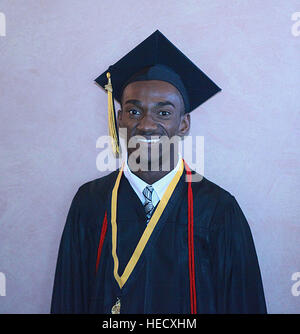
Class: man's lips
130,135,162,144
136,137,160,143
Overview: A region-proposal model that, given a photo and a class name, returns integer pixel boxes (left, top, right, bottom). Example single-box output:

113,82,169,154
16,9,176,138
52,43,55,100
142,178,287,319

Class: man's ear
117,109,122,125
178,113,190,137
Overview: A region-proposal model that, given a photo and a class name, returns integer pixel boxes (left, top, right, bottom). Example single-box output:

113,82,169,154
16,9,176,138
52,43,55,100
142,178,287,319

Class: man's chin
127,150,176,173
127,152,161,173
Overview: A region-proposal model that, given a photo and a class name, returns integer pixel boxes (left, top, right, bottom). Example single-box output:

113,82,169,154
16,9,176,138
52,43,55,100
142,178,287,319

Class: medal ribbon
111,159,184,289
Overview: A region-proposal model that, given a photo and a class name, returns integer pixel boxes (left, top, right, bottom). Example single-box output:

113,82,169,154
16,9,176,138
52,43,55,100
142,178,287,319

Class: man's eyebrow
124,99,176,108
124,99,142,107
155,101,175,108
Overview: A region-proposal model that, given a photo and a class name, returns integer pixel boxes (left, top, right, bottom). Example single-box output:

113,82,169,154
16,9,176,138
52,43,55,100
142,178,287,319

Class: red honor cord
184,161,197,314
95,211,108,274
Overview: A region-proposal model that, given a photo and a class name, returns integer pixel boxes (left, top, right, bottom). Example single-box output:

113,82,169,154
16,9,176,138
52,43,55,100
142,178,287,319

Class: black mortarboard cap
95,29,221,113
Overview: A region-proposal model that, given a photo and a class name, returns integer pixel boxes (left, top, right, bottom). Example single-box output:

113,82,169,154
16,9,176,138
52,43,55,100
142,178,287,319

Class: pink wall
0,0,299,313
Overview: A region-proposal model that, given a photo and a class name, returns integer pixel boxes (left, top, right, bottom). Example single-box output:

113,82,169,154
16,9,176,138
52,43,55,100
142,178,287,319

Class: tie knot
142,185,154,202
142,186,154,224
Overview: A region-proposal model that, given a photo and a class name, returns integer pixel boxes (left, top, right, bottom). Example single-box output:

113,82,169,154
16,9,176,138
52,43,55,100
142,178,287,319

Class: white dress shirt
123,157,182,208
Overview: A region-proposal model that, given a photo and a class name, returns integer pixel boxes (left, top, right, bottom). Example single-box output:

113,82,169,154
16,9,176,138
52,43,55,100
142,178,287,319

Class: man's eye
129,109,141,115
159,110,171,116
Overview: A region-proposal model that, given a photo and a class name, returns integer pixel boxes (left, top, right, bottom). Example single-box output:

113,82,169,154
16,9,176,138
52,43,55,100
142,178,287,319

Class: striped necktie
142,185,154,223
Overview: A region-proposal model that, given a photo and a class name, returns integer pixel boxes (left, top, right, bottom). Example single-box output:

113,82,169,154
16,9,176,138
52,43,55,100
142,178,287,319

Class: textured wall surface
0,0,299,313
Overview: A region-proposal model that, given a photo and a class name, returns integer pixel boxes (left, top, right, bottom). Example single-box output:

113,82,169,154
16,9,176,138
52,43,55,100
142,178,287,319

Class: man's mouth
136,137,161,144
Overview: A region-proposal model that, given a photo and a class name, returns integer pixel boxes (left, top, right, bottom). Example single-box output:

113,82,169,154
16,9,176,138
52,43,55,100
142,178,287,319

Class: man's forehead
122,80,184,105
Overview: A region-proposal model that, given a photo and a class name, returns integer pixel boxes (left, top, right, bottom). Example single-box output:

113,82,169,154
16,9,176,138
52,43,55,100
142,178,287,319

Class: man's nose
136,112,157,133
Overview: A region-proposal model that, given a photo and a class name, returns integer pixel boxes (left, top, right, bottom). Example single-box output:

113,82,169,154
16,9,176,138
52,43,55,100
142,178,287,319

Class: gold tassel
105,72,119,156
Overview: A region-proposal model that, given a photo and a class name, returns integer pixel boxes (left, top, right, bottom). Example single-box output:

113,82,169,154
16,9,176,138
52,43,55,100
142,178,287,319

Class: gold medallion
111,298,121,314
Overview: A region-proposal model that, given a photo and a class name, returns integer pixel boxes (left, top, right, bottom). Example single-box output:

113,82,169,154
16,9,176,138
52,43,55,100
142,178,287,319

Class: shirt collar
123,156,182,204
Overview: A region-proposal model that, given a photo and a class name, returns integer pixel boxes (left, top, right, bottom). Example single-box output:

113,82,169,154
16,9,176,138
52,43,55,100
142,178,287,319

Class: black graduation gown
50,169,267,314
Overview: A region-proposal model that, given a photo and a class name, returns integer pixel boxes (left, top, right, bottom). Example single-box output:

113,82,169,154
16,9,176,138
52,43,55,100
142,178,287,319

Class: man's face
118,80,190,170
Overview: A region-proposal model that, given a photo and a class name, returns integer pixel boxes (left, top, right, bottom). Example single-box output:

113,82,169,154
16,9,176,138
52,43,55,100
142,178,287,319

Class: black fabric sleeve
210,195,267,314
50,188,90,314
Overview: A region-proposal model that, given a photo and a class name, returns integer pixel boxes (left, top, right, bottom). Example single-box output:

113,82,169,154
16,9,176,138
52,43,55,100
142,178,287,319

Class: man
51,30,267,314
